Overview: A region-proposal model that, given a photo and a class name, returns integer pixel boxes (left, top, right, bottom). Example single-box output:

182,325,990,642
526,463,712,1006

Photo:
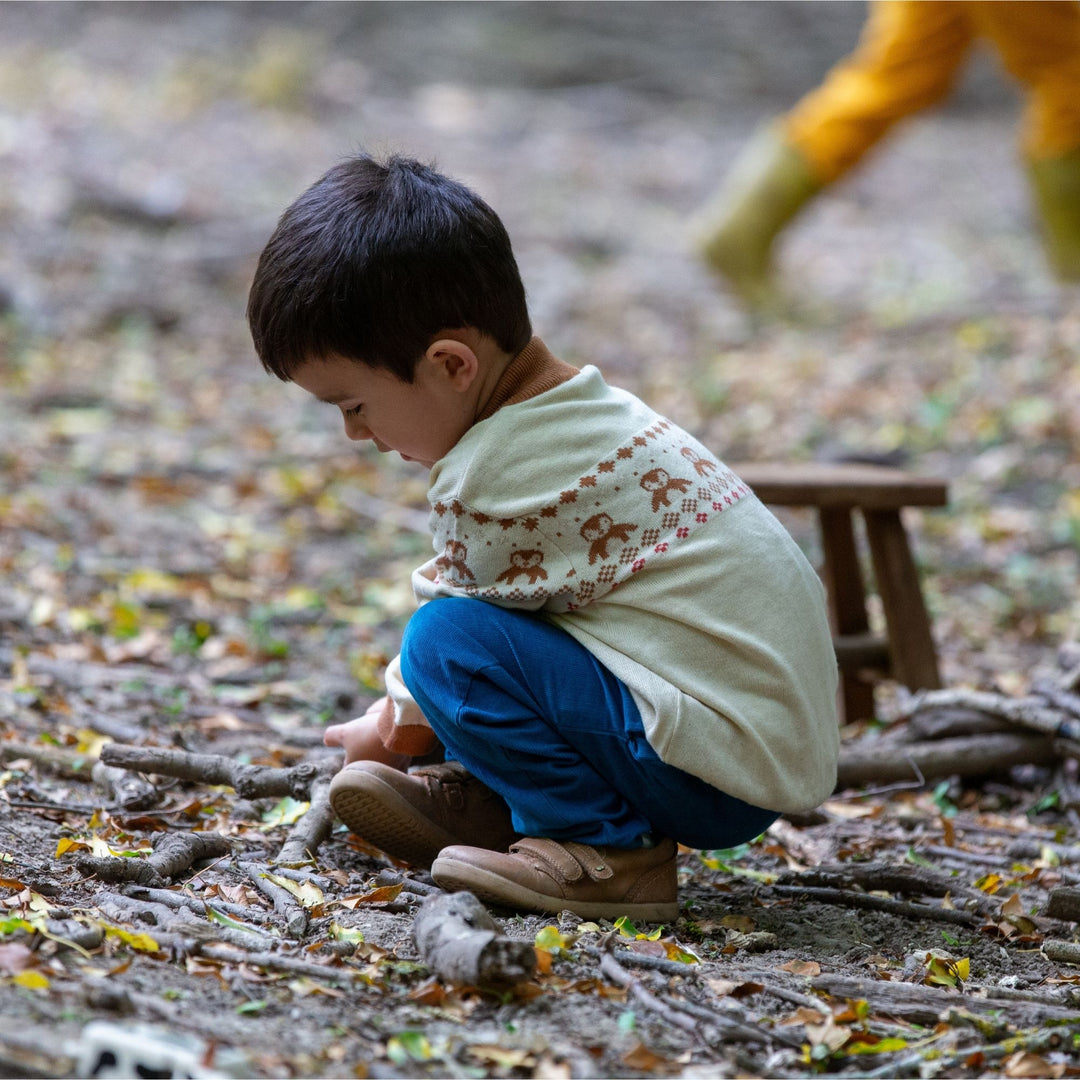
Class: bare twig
119,883,260,923
768,884,978,925
776,861,998,914
241,861,309,938
598,939,800,1049
276,774,336,866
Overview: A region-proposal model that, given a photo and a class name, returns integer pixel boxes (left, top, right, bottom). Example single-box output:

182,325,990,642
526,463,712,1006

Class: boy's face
291,354,473,470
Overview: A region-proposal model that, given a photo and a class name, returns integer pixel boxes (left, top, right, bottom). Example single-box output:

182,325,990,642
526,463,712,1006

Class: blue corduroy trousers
398,597,779,850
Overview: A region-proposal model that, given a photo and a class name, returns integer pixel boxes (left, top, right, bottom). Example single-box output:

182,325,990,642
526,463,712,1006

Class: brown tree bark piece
1045,886,1080,922
836,732,1056,788
412,890,536,987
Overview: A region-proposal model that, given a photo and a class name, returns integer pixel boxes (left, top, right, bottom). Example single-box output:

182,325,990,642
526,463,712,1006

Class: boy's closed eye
343,404,363,417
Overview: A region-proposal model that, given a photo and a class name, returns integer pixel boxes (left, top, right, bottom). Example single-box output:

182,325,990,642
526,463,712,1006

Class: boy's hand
324,699,411,770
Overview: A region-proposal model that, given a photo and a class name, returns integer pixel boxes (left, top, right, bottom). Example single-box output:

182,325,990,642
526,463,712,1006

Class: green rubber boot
694,123,823,309
1028,149,1080,282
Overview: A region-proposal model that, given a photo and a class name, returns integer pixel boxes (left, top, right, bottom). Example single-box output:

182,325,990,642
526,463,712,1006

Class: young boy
247,153,839,923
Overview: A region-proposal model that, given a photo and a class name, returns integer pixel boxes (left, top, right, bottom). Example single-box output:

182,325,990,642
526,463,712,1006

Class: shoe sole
431,855,679,923
329,773,457,870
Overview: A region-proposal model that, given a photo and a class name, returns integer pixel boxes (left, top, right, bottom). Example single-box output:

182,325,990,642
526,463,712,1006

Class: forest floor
2,4,1080,1078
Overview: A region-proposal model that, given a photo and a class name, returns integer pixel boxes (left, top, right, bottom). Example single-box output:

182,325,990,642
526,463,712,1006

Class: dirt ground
2,3,1080,1078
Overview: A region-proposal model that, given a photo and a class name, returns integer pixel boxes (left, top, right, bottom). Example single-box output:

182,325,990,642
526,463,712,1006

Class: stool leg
819,507,878,724
863,508,941,691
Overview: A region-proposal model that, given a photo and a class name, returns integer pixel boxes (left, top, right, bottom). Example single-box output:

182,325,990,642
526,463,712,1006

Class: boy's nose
344,416,372,442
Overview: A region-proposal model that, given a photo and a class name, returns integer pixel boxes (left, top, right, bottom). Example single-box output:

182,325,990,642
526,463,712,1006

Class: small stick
276,775,336,866
768,884,978,925
598,941,799,1049
120,883,259,922
241,861,309,938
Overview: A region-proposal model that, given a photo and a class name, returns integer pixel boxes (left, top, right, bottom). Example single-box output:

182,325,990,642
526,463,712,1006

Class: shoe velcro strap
509,838,614,882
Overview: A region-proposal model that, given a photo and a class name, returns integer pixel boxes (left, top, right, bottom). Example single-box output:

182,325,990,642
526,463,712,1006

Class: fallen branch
0,740,92,779
1007,838,1080,864
836,732,1055,788
899,707,1013,743
598,942,801,1050
902,687,1080,741
120,883,260,923
276,774,335,866
76,832,232,888
1044,940,1080,965
412,890,536,987
768,884,978,925
777,861,998,915
242,861,309,938
196,941,377,982
91,760,159,811
374,868,442,896
92,891,274,951
1031,681,1080,722
99,742,328,799
811,973,1080,1028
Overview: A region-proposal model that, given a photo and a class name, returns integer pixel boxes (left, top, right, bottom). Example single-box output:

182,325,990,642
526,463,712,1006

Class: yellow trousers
784,0,1080,184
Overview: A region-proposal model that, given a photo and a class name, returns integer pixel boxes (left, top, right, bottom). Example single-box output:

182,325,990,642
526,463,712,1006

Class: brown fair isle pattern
427,419,750,612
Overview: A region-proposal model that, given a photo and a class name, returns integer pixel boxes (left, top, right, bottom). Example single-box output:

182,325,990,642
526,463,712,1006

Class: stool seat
732,461,948,725
731,462,948,510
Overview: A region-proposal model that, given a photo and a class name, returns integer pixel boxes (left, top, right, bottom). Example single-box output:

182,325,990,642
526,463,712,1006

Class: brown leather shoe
431,836,679,922
328,760,520,869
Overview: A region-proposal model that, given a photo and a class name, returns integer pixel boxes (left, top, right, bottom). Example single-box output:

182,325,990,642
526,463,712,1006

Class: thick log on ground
413,891,536,987
836,732,1056,788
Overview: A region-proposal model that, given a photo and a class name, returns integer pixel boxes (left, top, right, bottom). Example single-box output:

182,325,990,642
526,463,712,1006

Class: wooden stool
732,462,948,725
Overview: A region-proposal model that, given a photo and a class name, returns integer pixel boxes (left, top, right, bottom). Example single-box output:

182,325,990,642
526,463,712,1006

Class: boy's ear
424,337,479,390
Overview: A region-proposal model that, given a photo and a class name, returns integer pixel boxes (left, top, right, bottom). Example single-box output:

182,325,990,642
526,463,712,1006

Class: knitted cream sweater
379,338,839,813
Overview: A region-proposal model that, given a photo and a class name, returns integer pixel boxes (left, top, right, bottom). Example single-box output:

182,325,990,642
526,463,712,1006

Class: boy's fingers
323,724,344,747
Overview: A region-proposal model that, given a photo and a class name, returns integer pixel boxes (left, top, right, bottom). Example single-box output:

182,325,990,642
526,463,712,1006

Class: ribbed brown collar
474,337,579,424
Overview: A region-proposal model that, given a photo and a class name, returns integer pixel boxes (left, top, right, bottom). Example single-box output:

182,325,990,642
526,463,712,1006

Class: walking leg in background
694,1,977,308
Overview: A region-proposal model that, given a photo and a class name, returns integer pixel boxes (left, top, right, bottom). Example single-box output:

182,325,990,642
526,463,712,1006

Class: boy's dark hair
247,153,532,382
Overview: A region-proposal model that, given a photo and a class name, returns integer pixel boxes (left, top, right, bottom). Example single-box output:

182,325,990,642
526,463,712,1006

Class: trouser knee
399,597,504,721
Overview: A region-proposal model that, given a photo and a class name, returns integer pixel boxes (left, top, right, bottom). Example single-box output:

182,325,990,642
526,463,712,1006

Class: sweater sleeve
374,654,440,757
